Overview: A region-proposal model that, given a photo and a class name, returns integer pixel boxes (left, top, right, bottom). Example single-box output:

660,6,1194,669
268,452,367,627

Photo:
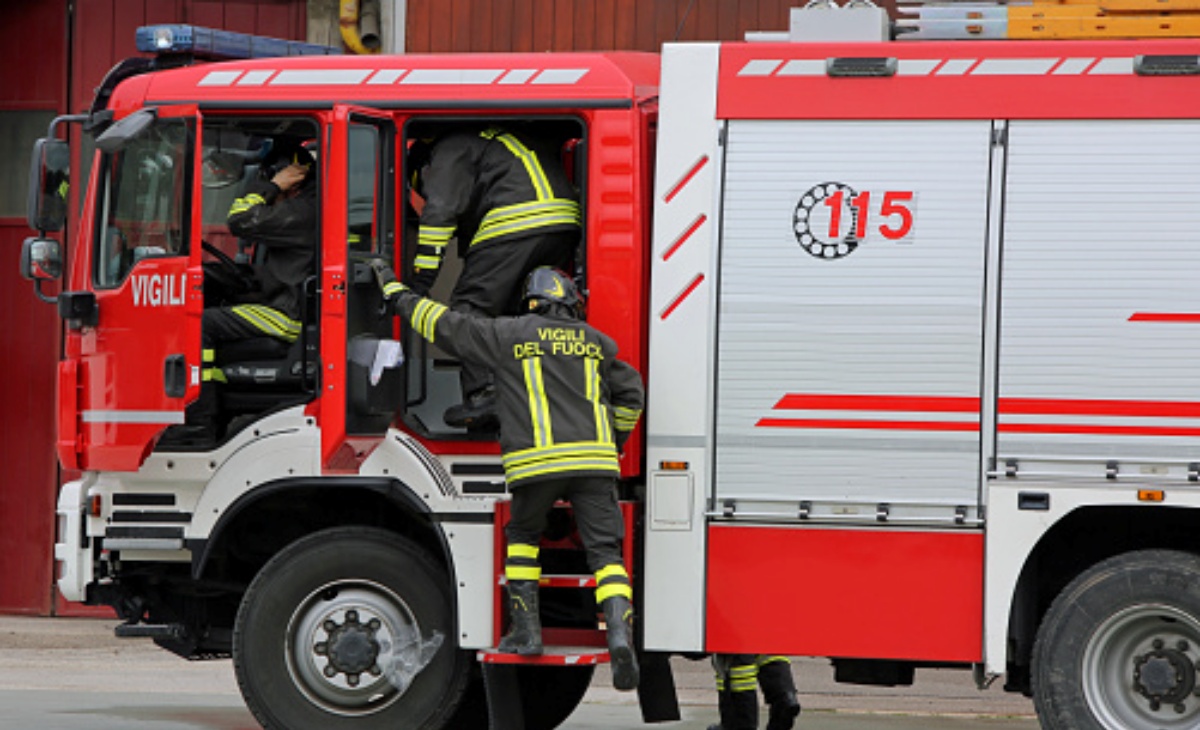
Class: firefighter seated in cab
709,654,802,730
405,124,581,431
164,138,318,447
372,263,645,691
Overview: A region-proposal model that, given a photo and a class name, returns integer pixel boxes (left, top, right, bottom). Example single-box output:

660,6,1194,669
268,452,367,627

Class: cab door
73,106,204,471
323,106,397,457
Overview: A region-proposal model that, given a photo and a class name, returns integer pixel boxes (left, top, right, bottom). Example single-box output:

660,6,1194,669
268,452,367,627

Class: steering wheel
201,240,255,295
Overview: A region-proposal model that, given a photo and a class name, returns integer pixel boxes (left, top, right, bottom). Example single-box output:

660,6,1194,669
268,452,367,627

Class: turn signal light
90,494,103,517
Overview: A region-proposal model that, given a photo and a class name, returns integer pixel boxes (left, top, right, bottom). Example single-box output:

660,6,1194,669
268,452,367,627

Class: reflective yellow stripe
506,565,541,581
472,207,581,246
613,405,641,431
596,582,633,603
595,564,628,583
202,348,215,363
523,357,552,449
411,299,447,342
414,255,441,270
243,305,301,336
729,679,757,692
507,543,540,560
382,282,405,297
730,666,757,677
502,441,619,469
231,305,300,342
507,459,620,484
201,367,227,383
757,655,791,667
478,199,579,230
585,358,612,444
228,192,266,216
488,130,552,200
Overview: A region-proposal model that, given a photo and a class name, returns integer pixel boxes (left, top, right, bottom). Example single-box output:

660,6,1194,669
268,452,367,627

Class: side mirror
20,237,63,282
26,138,70,233
95,107,157,154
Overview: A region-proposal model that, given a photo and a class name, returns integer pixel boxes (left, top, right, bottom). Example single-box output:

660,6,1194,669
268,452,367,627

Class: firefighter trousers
451,230,575,398
505,475,625,572
188,305,302,427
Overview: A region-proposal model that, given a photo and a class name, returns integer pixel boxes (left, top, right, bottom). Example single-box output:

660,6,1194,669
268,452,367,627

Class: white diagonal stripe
199,70,242,87
777,60,825,76
1054,57,1095,75
271,69,374,85
973,58,1058,75
738,59,784,76
532,68,589,84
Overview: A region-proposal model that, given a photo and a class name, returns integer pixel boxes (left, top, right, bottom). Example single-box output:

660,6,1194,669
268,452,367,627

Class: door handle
164,354,187,398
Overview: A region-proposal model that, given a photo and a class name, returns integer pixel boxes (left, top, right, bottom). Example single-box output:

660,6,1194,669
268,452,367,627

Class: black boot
757,660,800,730
497,580,542,655
444,385,498,430
726,689,759,730
601,595,640,690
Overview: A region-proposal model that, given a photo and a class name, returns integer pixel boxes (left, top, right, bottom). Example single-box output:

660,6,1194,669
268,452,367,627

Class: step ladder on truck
23,5,1200,730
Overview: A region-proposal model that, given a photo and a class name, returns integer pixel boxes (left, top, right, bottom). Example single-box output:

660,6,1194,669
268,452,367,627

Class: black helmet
261,139,315,183
522,267,583,317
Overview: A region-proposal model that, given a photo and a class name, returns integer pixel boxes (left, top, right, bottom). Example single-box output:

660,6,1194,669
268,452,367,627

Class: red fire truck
22,8,1200,730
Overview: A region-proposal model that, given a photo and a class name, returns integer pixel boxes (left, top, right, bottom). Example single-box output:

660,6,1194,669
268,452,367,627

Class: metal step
477,646,611,666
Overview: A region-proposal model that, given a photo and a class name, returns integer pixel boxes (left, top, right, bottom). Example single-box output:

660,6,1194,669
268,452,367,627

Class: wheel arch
189,476,453,596
1005,504,1200,694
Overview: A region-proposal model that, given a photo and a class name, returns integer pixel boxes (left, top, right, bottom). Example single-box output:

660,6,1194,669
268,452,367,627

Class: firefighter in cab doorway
166,138,317,448
406,125,581,431
710,654,802,730
372,263,645,691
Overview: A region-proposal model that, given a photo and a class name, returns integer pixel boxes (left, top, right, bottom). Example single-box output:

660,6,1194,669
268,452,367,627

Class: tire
1032,549,1200,730
233,527,472,730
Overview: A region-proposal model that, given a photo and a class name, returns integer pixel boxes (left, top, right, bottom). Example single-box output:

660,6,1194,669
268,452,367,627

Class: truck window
93,118,192,289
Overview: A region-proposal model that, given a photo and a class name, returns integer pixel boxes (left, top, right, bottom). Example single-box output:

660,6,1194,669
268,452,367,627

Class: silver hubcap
1083,603,1200,730
285,579,423,716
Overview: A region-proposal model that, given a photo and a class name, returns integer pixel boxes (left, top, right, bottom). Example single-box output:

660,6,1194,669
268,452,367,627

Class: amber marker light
1138,489,1165,503
659,461,689,471
90,494,103,517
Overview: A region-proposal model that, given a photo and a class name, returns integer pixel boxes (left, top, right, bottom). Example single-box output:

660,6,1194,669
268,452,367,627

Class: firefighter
372,263,644,692
709,654,802,730
406,125,581,430
166,139,317,447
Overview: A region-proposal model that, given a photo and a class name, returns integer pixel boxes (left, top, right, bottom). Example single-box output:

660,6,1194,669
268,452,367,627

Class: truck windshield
93,118,193,289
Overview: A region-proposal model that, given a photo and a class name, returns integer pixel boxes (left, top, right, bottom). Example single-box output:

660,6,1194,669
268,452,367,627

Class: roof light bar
1135,54,1200,76
135,25,341,61
827,57,897,77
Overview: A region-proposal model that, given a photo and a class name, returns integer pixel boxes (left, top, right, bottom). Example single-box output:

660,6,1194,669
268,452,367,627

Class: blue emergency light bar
135,25,341,60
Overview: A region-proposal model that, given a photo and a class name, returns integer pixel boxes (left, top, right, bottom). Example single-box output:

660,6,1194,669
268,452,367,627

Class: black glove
370,259,407,301
411,267,438,297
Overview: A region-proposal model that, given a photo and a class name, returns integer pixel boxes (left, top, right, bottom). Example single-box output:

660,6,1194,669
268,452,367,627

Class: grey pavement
0,615,1038,729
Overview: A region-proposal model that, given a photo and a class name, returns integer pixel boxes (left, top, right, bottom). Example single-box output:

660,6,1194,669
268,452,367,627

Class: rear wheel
234,527,472,729
1033,549,1200,730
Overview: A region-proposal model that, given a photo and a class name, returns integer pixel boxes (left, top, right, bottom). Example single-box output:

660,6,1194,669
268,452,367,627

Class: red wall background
0,0,307,616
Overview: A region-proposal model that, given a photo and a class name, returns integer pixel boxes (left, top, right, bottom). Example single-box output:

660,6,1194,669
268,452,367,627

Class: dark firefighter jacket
227,178,318,321
392,289,644,487
413,128,581,274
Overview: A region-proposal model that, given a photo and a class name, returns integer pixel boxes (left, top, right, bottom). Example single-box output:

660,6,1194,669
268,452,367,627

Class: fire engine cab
22,6,1200,730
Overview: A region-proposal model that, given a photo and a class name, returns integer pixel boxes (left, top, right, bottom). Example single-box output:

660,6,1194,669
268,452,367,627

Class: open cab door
65,106,204,471
323,105,400,462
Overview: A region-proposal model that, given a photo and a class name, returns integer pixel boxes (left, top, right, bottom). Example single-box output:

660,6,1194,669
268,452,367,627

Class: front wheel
234,527,472,729
1033,549,1200,730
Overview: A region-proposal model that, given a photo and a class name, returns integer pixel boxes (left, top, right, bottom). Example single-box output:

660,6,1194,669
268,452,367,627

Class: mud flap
637,651,682,723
